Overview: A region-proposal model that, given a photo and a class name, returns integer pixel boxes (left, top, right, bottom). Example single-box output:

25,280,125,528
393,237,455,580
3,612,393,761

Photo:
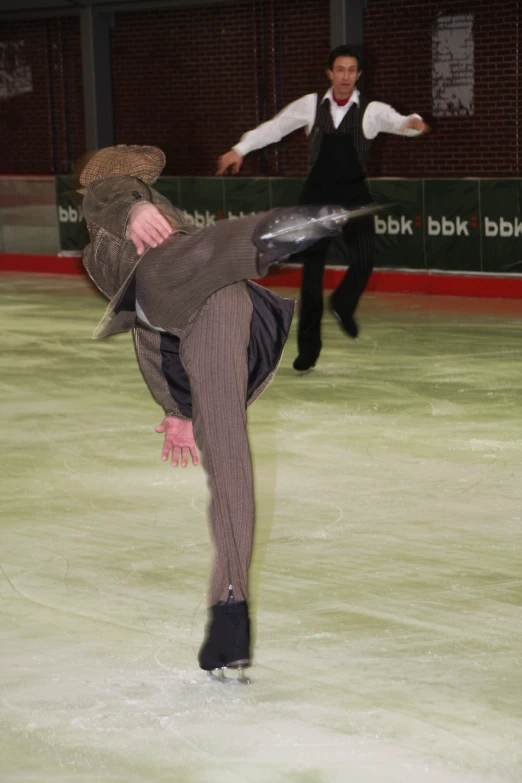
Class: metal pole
80,5,114,150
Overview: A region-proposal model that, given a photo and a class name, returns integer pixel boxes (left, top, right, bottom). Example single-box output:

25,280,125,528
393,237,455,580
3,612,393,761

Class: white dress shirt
233,88,422,158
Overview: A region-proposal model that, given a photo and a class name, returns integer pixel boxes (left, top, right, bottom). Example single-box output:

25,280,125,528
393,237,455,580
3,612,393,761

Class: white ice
1,275,522,782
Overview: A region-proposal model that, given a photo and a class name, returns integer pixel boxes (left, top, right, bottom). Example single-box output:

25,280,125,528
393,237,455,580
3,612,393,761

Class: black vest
299,95,373,207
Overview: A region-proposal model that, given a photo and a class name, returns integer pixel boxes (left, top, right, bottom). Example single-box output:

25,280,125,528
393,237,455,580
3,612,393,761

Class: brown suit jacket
82,175,294,419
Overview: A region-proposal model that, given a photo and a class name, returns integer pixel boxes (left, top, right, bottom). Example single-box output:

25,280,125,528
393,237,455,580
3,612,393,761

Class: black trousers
296,214,375,359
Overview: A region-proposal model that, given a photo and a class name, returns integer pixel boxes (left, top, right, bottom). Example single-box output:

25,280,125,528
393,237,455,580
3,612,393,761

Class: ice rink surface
1,274,522,782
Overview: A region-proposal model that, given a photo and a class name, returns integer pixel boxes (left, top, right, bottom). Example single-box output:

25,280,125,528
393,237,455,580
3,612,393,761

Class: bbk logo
184,209,256,225
58,204,84,222
374,215,414,235
484,217,522,237
427,216,473,236
186,209,216,227
227,210,257,220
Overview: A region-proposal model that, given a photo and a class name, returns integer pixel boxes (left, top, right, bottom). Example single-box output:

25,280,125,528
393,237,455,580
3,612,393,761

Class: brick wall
111,0,330,176
0,0,519,177
364,0,521,177
0,17,84,174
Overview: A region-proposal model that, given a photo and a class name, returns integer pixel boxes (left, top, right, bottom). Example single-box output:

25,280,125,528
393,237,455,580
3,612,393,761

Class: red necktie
332,95,350,107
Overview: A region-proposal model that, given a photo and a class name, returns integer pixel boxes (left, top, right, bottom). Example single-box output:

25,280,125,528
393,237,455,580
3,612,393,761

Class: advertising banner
480,180,522,274
54,176,522,276
55,175,89,252
223,178,271,218
423,179,480,272
369,179,425,269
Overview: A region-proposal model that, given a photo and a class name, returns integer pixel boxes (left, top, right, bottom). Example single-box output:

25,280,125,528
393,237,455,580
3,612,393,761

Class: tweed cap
79,144,166,186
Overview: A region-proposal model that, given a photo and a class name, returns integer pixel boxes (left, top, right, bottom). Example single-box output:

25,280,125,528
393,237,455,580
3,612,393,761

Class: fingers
177,445,198,468
161,439,172,461
136,219,170,247
160,440,199,467
216,152,231,175
129,205,173,251
171,444,181,467
216,151,242,176
146,213,173,243
131,203,172,235
129,230,145,255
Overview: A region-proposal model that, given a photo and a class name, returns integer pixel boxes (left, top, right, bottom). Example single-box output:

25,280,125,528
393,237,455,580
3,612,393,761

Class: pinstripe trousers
297,215,375,357
179,282,254,606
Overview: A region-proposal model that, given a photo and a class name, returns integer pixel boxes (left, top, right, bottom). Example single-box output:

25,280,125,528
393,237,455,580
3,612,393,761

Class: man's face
326,56,361,99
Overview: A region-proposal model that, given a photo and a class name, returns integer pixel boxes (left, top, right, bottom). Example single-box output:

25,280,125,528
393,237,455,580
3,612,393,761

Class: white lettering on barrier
484,217,522,237
428,216,469,236
193,210,216,227
428,216,440,235
227,210,256,220
374,215,413,235
58,205,84,222
484,217,497,236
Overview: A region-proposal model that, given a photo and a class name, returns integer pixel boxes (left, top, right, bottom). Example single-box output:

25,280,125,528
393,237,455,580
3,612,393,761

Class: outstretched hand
128,202,174,254
216,149,244,175
400,116,430,133
155,416,199,467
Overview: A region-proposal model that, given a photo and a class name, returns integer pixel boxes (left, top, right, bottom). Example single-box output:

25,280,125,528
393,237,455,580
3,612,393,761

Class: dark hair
328,46,362,71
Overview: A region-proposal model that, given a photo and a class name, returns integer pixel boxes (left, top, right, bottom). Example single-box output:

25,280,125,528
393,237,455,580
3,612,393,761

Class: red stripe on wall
263,264,522,299
2,253,522,299
0,254,85,276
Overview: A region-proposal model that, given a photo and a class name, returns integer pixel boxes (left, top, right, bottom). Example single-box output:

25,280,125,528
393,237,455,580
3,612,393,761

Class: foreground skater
80,144,372,679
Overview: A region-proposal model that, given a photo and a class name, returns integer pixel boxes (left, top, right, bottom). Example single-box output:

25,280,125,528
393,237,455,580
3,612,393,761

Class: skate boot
329,295,359,339
252,205,347,263
198,599,251,683
252,203,382,264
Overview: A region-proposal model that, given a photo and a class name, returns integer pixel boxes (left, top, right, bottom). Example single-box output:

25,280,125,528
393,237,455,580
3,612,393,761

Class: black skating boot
198,600,251,673
329,295,359,339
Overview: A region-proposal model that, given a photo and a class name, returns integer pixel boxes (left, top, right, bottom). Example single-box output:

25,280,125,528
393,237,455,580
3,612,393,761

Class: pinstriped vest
300,95,373,207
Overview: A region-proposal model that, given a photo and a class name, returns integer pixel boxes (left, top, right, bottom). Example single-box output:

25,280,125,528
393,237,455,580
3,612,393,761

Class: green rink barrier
55,176,522,274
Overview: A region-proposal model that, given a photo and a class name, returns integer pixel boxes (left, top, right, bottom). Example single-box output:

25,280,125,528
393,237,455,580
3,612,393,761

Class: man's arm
83,175,173,252
216,93,317,174
133,324,190,419
133,325,198,467
363,101,430,139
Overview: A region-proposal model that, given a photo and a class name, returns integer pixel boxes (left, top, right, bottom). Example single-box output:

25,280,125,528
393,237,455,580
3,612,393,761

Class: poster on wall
432,14,474,117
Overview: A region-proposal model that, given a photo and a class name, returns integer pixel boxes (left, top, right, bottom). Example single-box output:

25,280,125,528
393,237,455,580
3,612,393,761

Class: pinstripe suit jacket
82,175,295,419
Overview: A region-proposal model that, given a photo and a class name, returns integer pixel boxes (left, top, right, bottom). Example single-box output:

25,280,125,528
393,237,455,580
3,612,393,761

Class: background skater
217,45,429,370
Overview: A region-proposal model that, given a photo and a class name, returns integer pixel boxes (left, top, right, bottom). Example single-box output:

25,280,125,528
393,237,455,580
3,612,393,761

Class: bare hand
400,116,430,133
128,202,174,254
155,416,199,467
216,149,243,175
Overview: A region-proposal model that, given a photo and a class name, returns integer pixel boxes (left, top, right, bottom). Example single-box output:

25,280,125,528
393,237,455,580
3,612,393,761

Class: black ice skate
329,295,359,339
198,599,251,683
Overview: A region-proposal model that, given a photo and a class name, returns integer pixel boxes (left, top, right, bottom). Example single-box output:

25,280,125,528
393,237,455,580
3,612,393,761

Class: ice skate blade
207,667,251,685
293,365,315,374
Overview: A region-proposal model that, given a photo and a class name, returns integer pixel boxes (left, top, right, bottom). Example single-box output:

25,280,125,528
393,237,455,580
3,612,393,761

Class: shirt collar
322,86,360,107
